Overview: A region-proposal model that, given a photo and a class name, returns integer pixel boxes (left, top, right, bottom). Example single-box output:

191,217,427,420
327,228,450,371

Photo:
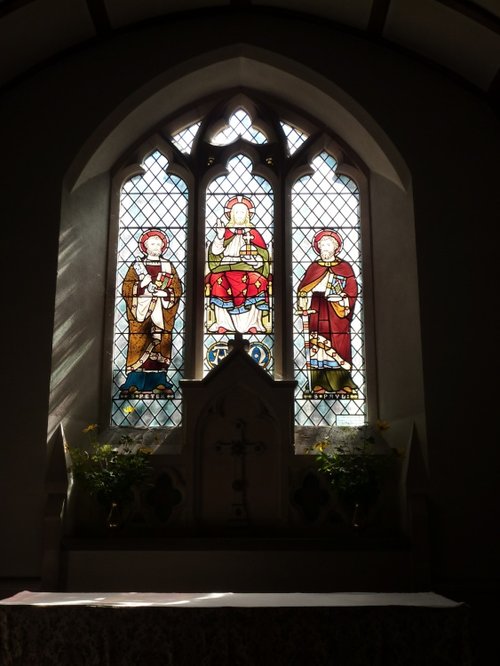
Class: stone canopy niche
181,336,296,535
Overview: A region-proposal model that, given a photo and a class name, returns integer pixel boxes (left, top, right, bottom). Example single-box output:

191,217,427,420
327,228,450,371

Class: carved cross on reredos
214,418,266,527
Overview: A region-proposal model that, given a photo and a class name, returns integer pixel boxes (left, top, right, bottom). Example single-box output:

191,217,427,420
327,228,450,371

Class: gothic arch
66,46,409,192
52,47,425,457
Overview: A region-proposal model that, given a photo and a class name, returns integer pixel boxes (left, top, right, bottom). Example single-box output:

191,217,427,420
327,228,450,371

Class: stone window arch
52,53,425,454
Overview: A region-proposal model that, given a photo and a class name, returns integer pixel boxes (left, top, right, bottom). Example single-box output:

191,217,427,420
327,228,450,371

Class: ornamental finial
228,332,250,353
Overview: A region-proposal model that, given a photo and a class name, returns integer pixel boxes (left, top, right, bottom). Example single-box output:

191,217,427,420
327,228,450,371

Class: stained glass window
292,152,366,427
111,151,187,428
210,109,267,146
204,154,274,374
171,122,201,154
280,121,308,155
109,98,368,435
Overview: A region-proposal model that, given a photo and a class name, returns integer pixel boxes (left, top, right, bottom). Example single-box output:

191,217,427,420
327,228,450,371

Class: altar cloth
0,591,470,665
1,590,460,608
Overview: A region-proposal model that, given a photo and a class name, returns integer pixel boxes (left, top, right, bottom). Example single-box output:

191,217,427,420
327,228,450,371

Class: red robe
206,227,270,313
298,258,357,369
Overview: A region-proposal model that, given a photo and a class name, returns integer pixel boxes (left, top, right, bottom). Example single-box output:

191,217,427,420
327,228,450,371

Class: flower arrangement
310,421,391,526
66,424,153,511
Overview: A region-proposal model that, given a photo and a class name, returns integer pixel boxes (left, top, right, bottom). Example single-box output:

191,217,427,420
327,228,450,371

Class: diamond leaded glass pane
210,109,267,146
111,151,188,428
292,152,366,427
204,154,274,374
171,122,201,154
280,121,308,155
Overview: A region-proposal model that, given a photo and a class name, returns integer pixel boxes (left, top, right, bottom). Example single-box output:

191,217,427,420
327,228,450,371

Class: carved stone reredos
180,346,296,458
180,345,296,530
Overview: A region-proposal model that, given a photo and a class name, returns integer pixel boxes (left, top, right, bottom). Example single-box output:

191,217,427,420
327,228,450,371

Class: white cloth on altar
0,590,461,608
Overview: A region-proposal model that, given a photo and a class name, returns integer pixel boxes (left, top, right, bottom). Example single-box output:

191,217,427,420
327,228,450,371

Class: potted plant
311,421,391,528
66,424,153,530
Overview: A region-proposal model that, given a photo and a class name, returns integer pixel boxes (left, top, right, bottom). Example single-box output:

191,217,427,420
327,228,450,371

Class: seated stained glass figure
119,229,182,398
205,196,271,335
297,229,358,398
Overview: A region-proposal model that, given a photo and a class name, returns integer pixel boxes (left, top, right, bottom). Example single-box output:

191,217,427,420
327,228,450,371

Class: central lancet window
110,96,369,431
205,154,274,373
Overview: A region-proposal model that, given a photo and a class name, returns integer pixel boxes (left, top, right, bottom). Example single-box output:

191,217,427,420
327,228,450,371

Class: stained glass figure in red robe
297,229,358,397
206,196,271,334
120,229,182,398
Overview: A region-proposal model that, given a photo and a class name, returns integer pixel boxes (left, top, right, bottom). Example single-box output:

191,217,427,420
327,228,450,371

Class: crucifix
241,228,257,257
214,417,266,527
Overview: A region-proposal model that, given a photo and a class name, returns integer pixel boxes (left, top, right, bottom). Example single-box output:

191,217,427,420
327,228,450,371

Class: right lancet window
292,151,366,427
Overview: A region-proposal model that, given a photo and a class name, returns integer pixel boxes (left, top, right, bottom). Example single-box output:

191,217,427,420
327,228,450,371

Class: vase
350,501,372,529
336,492,379,531
351,502,361,528
106,500,122,530
105,497,135,531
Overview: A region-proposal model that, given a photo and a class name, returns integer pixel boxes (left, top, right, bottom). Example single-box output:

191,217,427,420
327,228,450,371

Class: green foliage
312,428,385,507
67,428,153,507
316,438,380,504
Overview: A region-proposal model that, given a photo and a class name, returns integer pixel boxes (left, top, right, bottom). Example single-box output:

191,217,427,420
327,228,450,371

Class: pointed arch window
109,95,370,432
111,151,188,428
292,152,365,427
204,154,274,374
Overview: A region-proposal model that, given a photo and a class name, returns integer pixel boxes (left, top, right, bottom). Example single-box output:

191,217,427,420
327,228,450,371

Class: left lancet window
111,151,187,427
